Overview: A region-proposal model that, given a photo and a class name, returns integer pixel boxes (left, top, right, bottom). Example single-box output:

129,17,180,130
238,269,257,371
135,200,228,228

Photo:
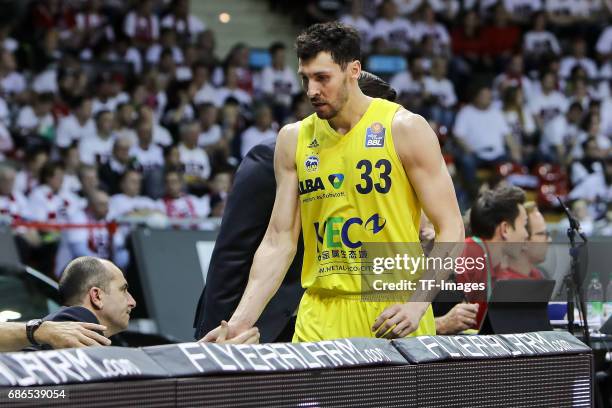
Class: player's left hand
372,302,429,339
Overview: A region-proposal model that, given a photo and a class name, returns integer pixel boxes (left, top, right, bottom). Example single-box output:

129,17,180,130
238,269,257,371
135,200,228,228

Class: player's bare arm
372,110,464,338
201,123,302,342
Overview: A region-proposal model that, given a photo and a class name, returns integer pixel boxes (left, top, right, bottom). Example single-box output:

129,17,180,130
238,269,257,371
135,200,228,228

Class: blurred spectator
503,0,543,24
570,137,604,185
158,169,210,224
114,102,137,144
596,25,612,61
79,110,117,165
56,97,95,148
502,86,537,163
423,57,456,128
240,104,276,158
14,147,48,196
16,92,56,147
217,66,253,109
161,0,206,44
163,143,183,171
0,24,17,53
450,10,486,76
493,53,535,102
559,38,598,80
0,165,31,221
556,198,594,235
260,42,300,120
92,73,129,115
393,55,427,114
109,35,143,75
63,191,130,271
540,101,583,164
138,105,173,147
196,103,222,148
192,63,219,106
130,119,164,171
0,49,26,102
453,86,518,190
482,4,521,64
178,121,211,194
304,0,345,24
72,165,101,207
208,171,232,218
373,0,414,53
213,43,254,95
0,118,12,159
529,71,568,129
339,0,373,53
146,27,184,66
109,169,161,218
98,136,135,195
522,11,561,66
60,144,82,195
412,4,451,56
72,0,114,53
194,29,220,67
123,0,159,48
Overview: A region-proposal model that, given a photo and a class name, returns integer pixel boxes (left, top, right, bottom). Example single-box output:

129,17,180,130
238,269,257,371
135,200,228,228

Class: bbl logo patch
328,173,344,189
365,122,385,148
305,155,319,172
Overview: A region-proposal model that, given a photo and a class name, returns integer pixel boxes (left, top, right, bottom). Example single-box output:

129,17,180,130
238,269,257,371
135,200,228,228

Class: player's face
298,52,352,120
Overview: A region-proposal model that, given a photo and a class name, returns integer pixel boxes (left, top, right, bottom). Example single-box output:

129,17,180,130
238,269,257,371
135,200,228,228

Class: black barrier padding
416,354,593,408
175,366,419,408
0,353,593,407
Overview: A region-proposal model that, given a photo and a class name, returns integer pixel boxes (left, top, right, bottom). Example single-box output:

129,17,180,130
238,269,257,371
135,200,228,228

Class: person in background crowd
98,136,135,195
240,104,276,159
61,190,130,273
178,121,211,195
79,110,117,165
108,169,162,219
158,169,210,227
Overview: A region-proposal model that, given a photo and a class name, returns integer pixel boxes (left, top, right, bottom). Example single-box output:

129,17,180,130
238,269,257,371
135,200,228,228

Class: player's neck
327,92,372,135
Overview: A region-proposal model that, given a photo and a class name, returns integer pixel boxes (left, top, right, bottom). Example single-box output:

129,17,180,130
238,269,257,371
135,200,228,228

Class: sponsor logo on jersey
313,213,387,249
365,122,385,148
307,138,320,149
305,155,319,172
299,177,325,195
328,173,344,189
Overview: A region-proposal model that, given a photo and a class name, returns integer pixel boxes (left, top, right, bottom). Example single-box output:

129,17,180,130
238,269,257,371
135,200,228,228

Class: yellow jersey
296,97,423,294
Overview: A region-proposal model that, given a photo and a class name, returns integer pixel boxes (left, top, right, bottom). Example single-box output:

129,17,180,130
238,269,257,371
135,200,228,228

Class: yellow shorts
292,289,436,342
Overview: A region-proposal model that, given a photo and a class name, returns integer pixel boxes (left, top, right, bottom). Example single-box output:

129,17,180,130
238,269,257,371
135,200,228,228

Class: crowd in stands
0,0,611,278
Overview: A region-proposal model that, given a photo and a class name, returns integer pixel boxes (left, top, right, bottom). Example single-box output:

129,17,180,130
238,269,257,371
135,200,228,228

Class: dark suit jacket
194,138,304,342
24,306,102,351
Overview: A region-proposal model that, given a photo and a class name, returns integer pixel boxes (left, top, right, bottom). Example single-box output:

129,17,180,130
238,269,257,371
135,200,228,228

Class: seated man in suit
47,256,137,340
42,256,258,348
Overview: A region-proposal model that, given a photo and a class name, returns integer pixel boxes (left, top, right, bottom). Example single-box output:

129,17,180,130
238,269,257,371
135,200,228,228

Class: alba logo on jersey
328,173,344,189
299,177,325,195
313,213,387,249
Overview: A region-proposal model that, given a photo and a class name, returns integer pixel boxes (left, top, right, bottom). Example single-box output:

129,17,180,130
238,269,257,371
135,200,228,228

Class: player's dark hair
470,185,526,239
358,71,396,101
59,257,112,306
295,22,361,68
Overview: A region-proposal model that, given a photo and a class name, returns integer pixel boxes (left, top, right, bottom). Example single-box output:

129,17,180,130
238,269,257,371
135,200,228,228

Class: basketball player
204,22,463,342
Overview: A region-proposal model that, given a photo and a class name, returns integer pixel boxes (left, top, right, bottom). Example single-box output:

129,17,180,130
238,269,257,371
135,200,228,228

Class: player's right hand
199,321,259,344
37,321,111,348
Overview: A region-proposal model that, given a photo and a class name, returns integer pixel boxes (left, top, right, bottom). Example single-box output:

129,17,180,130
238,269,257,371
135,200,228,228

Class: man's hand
36,321,111,348
199,321,252,343
435,303,479,335
372,302,429,339
215,321,260,344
